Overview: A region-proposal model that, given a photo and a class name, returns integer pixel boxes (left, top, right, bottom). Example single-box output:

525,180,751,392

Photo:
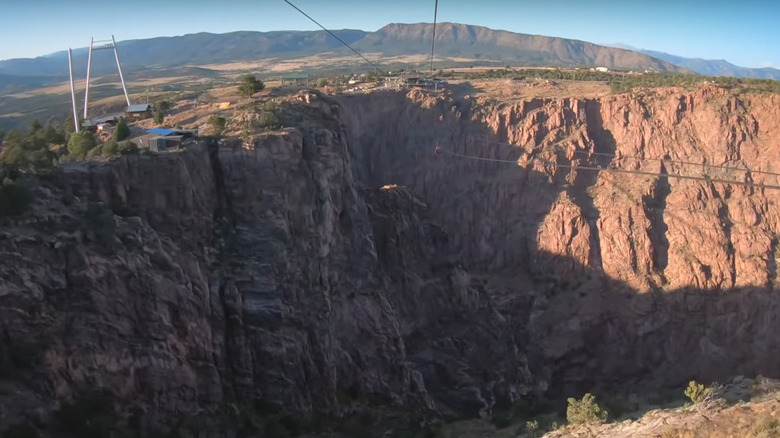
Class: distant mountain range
0,23,776,92
0,23,683,91
607,43,780,80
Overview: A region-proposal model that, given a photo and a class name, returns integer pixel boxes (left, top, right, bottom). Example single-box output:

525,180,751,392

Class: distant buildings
280,74,309,86
401,76,446,90
136,127,198,151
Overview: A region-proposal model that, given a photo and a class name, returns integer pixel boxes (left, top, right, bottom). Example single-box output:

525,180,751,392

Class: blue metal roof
127,104,151,112
147,128,176,136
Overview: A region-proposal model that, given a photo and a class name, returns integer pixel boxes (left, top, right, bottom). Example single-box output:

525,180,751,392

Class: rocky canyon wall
2,85,780,435
336,85,780,398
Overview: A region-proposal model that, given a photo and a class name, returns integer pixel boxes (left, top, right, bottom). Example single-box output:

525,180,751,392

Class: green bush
117,141,139,155
566,393,608,425
685,380,712,404
102,140,119,157
86,145,103,158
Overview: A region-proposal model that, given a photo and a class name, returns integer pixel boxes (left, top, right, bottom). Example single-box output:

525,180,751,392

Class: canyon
1,83,780,436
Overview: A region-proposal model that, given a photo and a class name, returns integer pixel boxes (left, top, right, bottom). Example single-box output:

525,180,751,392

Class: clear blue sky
1,0,778,68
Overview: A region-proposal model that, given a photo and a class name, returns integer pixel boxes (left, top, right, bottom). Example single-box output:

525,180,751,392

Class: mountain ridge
0,23,682,89
605,42,780,80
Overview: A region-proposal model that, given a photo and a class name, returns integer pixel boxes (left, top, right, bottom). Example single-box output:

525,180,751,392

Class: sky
1,0,778,68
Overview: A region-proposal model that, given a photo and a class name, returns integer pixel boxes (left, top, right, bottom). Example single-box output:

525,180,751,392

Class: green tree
67,131,97,160
238,75,265,97
0,127,5,143
113,118,130,142
39,122,65,146
64,113,76,135
317,78,328,88
29,119,42,134
566,393,608,425
0,130,55,175
154,100,171,125
209,115,226,136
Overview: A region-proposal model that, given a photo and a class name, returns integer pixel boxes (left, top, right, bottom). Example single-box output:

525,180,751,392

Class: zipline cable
282,0,382,73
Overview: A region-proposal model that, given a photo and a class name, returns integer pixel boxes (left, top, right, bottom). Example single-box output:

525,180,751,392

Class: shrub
525,420,540,437
209,115,226,136
117,141,139,155
685,381,712,404
566,393,608,425
259,111,279,130
102,140,119,157
86,145,103,158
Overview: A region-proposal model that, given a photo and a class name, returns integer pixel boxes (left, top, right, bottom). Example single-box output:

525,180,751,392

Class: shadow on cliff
334,88,780,420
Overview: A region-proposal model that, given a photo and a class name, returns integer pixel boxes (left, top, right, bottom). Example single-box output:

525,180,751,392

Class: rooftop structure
127,104,152,112
125,104,153,121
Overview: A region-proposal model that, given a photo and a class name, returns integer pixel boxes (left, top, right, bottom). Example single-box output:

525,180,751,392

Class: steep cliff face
2,85,780,435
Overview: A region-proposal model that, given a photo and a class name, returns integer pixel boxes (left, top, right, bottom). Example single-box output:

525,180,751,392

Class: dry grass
543,378,780,438
459,78,612,101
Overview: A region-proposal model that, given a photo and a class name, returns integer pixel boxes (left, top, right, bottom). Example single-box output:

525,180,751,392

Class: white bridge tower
83,35,131,121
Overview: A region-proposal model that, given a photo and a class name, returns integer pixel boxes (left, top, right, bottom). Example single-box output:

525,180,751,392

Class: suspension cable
429,0,439,74
450,134,780,178
436,144,780,191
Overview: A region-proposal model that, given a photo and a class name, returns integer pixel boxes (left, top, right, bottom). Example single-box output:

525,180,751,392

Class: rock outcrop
2,85,780,436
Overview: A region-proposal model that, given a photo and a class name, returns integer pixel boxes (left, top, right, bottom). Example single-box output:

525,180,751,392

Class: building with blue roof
147,127,176,136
